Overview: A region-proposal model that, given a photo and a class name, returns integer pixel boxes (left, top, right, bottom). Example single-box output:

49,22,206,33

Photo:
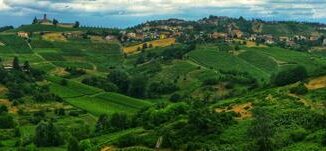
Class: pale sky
1,0,326,28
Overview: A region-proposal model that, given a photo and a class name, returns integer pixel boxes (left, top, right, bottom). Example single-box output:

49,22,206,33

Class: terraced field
48,76,151,116
189,45,326,84
189,49,270,82
0,34,31,53
245,47,326,76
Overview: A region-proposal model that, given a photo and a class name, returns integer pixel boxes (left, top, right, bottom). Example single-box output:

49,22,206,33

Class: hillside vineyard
0,13,326,151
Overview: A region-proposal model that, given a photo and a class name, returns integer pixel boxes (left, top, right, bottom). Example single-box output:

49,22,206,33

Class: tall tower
43,14,47,21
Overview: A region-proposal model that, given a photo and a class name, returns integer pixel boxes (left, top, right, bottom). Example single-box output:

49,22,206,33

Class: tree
53,19,58,26
142,43,148,49
67,136,80,151
0,105,8,114
110,113,130,131
60,79,68,86
74,21,80,28
128,75,147,98
107,70,130,93
249,108,274,151
95,114,110,133
32,17,38,24
13,56,20,70
23,61,31,71
34,121,62,147
289,82,308,95
79,139,93,151
169,93,181,102
273,66,307,86
0,114,15,129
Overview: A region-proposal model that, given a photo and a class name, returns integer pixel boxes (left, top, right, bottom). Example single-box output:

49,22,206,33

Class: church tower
43,14,47,21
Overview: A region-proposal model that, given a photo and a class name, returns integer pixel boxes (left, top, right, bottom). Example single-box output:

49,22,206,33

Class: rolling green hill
0,19,326,151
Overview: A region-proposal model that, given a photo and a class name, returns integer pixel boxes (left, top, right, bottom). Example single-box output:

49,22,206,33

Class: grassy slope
245,47,326,76
48,76,152,116
189,49,270,82
189,45,326,84
0,34,31,53
8,24,80,32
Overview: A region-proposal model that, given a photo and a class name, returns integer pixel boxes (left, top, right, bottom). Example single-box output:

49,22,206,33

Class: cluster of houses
120,23,193,41
208,30,325,46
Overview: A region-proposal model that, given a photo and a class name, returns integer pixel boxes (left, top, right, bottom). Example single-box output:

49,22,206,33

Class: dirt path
0,85,8,94
305,75,326,90
216,102,253,119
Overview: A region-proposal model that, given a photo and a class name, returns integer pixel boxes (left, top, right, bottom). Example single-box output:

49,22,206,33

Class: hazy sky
1,0,326,28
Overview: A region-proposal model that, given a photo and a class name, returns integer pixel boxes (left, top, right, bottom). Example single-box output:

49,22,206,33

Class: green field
66,92,152,116
48,76,151,116
189,49,270,82
8,24,80,32
0,34,31,53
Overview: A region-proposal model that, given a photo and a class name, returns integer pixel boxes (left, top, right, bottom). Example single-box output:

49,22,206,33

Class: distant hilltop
32,14,79,28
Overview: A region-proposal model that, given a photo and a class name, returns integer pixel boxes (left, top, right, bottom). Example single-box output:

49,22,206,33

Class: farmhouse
248,34,257,41
264,35,274,44
279,36,289,42
126,32,137,39
294,35,307,41
309,32,320,41
105,35,116,41
210,32,227,39
230,30,243,38
17,32,29,38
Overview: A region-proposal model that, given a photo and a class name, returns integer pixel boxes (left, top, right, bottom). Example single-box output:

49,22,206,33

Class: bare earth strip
305,75,326,90
215,102,253,119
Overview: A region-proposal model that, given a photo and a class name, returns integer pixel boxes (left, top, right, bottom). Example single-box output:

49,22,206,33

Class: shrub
170,93,181,102
289,83,308,95
67,136,80,151
273,66,307,86
54,108,65,116
34,121,63,147
0,114,15,129
108,70,130,93
290,128,307,142
79,139,93,151
0,105,8,114
60,79,68,86
68,110,80,117
202,77,219,86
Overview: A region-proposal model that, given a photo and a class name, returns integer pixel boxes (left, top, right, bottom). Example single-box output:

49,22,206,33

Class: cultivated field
123,38,176,54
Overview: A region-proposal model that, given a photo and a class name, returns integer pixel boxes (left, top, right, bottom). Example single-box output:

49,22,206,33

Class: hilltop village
14,15,326,55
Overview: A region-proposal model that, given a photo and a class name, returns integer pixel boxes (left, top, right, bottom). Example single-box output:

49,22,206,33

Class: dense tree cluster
109,101,236,149
82,76,118,92
0,26,14,32
95,113,131,133
273,66,307,86
34,121,63,147
0,57,62,103
161,44,196,60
